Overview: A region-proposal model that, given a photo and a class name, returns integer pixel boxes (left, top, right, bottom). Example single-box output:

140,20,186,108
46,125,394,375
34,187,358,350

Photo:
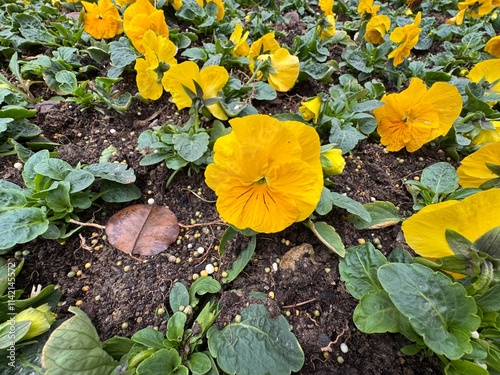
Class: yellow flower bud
14,304,56,341
321,149,346,175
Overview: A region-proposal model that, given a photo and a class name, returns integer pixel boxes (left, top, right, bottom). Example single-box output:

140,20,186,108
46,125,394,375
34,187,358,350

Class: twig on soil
281,297,318,309
70,218,105,230
133,105,168,127
78,234,94,251
178,220,226,229
320,322,350,352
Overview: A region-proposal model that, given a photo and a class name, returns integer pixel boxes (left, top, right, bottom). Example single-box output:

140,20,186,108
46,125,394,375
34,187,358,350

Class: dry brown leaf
106,204,179,256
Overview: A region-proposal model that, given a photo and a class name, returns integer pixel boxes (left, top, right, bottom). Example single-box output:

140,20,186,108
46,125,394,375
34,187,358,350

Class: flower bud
321,149,346,175
15,304,56,341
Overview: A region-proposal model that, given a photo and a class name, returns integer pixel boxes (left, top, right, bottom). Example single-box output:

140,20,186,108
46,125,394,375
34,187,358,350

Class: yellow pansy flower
467,59,500,104
457,141,500,188
15,304,56,341
388,12,422,66
299,95,323,123
205,114,323,233
317,14,336,40
123,0,169,54
319,0,334,16
134,30,177,100
485,35,500,57
365,14,390,44
248,33,280,60
262,48,300,92
162,61,229,120
357,0,380,16
372,77,463,152
230,24,250,57
115,0,136,7
402,188,500,261
321,149,345,175
472,120,500,145
81,0,123,40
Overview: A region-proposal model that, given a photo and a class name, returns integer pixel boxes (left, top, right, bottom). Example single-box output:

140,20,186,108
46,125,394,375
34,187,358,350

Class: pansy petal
267,48,300,92
458,141,500,188
162,61,199,110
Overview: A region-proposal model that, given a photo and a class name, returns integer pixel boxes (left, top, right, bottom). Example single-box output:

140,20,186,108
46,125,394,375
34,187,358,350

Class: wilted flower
467,59,500,104
402,188,500,262
321,149,345,175
15,304,56,341
162,61,229,120
81,0,123,39
457,141,500,188
365,14,391,44
123,0,169,54
134,30,177,100
372,77,463,152
205,114,323,233
318,0,334,16
299,95,323,123
317,14,336,40
485,35,500,57
388,12,422,66
230,24,250,57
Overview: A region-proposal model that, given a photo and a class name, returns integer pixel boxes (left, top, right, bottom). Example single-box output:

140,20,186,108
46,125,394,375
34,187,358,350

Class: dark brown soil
1,78,453,374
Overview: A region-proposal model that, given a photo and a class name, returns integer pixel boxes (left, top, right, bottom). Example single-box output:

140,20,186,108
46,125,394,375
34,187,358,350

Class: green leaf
208,304,304,375
347,201,401,229
222,235,256,284
55,70,77,94
189,277,221,308
338,243,386,299
0,188,27,210
136,348,188,375
102,336,134,361
445,229,473,256
315,187,335,215
253,82,277,101
41,307,118,375
99,180,141,203
169,282,190,313
0,208,49,250
22,150,50,189
34,158,73,180
187,352,212,375
330,192,370,222
0,321,31,349
304,220,345,257
64,170,95,193
474,283,500,313
474,226,500,258
353,289,403,333
0,105,36,120
45,181,72,212
444,359,489,375
378,263,480,360
166,312,187,343
421,162,459,196
84,163,136,184
132,327,165,350
329,123,364,154
172,132,210,163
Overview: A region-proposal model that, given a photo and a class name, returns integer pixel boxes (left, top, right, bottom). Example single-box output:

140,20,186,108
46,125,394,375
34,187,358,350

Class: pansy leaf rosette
205,114,324,234
402,188,500,278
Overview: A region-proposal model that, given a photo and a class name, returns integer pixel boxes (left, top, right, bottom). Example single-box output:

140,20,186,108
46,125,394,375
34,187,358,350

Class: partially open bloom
467,59,500,104
485,35,500,57
123,0,169,54
372,78,463,152
230,24,250,57
472,121,500,145
365,14,391,44
402,188,500,261
134,30,177,100
457,141,500,188
388,12,422,66
299,95,323,123
162,61,229,120
317,14,336,40
205,114,323,233
321,149,345,175
357,0,380,16
15,304,56,341
319,0,334,16
81,0,123,39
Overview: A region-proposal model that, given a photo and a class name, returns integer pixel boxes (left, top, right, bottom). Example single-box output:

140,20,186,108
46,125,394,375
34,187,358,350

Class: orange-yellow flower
467,59,500,104
81,0,123,39
388,12,422,66
319,0,334,16
457,141,500,188
485,35,500,57
123,0,169,54
365,14,391,44
372,78,463,152
162,61,229,120
358,0,380,16
230,24,250,57
134,30,177,100
205,114,323,233
402,188,500,261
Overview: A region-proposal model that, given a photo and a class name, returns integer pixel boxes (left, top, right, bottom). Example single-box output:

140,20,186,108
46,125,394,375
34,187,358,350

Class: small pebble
272,262,278,272
197,246,205,254
357,238,366,244
75,300,83,307
234,314,242,323
95,295,101,301
200,270,209,277
337,356,344,364
121,322,129,329
147,198,155,205
123,265,131,272
76,270,83,277
85,262,92,269
110,128,116,134
14,162,23,170
325,267,331,273
205,264,215,274
67,271,76,278
221,271,228,278
340,343,349,353
22,250,30,256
